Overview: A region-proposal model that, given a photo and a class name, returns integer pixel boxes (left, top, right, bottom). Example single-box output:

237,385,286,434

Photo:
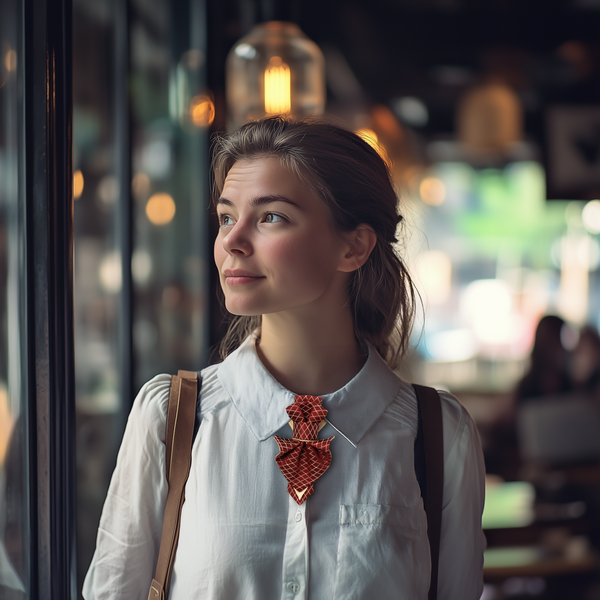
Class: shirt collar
217,335,402,445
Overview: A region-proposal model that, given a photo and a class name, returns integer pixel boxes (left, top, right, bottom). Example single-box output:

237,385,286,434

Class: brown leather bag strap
148,371,198,600
413,384,444,600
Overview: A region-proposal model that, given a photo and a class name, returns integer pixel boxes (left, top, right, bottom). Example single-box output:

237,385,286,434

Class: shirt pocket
333,504,430,600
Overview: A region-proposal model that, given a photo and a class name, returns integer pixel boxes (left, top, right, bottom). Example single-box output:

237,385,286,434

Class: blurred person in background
484,315,574,480
571,325,600,399
514,315,573,405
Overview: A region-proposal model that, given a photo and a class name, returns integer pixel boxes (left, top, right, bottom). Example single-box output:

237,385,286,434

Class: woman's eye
264,213,285,223
218,214,233,227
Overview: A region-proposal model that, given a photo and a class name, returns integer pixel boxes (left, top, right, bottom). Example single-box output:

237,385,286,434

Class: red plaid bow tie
274,395,334,505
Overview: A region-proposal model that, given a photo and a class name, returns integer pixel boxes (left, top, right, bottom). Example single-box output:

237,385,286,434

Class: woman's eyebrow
217,195,301,209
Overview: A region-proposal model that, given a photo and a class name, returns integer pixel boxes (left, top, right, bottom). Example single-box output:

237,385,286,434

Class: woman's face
214,157,350,317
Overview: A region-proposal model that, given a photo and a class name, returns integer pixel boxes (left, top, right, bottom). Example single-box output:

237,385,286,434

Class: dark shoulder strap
148,371,198,600
414,397,426,505
412,384,444,600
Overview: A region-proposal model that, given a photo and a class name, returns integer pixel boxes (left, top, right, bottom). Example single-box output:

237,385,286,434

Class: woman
571,325,600,396
515,315,572,404
83,117,485,599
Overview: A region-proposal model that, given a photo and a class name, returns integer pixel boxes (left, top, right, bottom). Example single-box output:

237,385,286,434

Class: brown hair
212,116,417,369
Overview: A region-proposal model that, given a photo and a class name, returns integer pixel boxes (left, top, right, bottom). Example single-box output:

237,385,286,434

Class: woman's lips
223,270,265,286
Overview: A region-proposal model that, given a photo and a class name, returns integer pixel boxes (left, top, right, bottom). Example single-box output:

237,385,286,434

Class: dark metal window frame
24,0,77,597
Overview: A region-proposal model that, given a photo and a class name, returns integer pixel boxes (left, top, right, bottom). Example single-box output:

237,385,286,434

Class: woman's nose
222,221,253,256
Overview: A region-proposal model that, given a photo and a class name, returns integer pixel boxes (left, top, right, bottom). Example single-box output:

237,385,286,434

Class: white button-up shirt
83,337,485,600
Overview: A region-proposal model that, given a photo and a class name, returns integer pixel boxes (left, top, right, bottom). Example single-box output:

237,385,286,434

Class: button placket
280,496,308,599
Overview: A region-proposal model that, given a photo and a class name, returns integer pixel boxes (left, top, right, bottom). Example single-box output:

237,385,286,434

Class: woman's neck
256,305,367,396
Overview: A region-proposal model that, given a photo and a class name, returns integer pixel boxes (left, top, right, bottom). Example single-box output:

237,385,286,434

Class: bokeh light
5,49,16,72
416,250,452,304
393,96,428,127
420,177,446,206
73,169,84,199
582,200,600,234
565,201,584,228
0,385,14,465
99,252,122,293
146,192,176,225
462,279,514,345
97,175,118,205
190,95,215,127
132,172,150,199
426,329,477,362
132,250,153,285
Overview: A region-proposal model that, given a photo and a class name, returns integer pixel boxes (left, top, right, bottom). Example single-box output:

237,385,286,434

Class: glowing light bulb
227,22,324,129
264,56,291,115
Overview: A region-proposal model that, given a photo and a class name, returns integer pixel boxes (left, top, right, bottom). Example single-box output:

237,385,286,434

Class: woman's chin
224,300,263,317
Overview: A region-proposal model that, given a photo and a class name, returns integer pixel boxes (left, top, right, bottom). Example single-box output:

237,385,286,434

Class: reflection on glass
0,0,28,598
131,0,209,390
189,94,215,128
73,0,123,590
73,0,209,593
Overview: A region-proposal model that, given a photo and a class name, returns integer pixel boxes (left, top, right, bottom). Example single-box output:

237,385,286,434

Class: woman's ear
338,225,377,273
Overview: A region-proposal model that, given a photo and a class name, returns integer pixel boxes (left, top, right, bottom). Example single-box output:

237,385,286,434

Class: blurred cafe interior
2,0,600,598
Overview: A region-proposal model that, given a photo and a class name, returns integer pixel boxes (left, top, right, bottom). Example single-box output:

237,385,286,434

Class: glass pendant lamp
456,79,523,154
226,21,325,130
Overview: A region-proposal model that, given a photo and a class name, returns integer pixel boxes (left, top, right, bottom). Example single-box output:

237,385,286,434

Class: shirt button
287,581,300,594
295,510,302,523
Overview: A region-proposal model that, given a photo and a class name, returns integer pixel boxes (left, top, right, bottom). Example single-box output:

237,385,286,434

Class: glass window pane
73,0,121,590
73,0,209,593
130,0,209,390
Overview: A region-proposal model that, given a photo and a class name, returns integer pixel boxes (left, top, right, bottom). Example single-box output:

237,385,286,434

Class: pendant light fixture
456,78,523,155
226,20,325,130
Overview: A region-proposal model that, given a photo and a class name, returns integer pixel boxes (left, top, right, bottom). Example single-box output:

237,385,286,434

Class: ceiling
208,0,600,139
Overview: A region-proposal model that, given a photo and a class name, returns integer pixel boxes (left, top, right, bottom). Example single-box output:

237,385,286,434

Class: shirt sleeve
437,393,486,600
82,374,171,600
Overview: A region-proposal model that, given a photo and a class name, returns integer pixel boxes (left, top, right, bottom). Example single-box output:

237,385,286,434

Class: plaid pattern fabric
274,395,334,505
